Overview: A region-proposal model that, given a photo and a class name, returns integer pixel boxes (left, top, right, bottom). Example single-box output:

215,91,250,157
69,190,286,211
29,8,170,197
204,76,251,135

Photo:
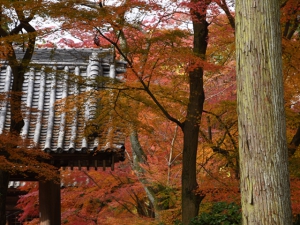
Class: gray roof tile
0,48,126,161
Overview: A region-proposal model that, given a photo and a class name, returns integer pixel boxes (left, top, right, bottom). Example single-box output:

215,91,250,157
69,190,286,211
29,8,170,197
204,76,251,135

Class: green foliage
190,202,241,225
173,202,300,225
294,214,300,225
153,183,177,210
173,220,183,225
290,157,300,178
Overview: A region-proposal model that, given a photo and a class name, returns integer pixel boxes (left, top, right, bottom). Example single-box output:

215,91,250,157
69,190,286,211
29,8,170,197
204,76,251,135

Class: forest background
0,0,299,224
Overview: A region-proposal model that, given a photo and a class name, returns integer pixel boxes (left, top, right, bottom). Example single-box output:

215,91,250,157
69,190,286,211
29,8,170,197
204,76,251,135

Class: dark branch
217,0,235,30
95,28,183,128
203,110,238,151
288,126,300,156
287,18,299,40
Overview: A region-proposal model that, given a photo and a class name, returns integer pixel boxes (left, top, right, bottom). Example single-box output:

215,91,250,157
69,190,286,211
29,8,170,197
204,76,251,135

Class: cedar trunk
236,0,292,224
181,12,208,225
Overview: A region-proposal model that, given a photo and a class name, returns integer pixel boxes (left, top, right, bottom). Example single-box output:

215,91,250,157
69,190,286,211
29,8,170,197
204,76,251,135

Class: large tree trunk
181,6,208,224
236,0,292,224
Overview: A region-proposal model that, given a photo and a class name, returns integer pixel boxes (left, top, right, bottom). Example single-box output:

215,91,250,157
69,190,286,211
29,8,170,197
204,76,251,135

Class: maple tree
282,0,300,157
14,107,185,224
51,0,214,223
0,1,64,224
17,163,162,225
1,0,300,224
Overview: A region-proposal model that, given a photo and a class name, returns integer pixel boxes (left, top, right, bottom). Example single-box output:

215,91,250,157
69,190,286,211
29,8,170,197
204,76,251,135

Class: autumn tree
101,7,210,223
236,0,293,224
1,1,232,225
44,2,233,222
9,0,299,224
0,1,37,224
49,0,233,223
281,0,300,156
0,1,61,224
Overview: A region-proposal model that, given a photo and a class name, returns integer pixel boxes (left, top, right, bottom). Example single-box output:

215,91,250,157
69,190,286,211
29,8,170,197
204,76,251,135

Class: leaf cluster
0,132,59,181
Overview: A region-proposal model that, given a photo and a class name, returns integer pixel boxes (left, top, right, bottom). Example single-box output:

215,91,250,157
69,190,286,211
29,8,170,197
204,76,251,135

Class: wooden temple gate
0,48,126,225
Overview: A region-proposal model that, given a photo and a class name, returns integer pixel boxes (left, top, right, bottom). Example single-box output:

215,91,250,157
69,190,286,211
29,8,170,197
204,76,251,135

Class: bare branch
203,110,238,151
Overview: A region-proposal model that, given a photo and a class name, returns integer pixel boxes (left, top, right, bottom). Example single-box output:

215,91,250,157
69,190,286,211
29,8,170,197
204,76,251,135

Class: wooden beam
39,177,61,225
94,160,98,170
103,160,106,171
111,155,115,171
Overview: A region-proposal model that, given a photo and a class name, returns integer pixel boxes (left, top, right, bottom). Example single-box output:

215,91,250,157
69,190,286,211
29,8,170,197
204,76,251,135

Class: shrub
189,202,241,225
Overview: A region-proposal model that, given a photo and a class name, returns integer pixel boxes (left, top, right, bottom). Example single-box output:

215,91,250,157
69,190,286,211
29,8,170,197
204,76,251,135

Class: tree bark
236,0,292,224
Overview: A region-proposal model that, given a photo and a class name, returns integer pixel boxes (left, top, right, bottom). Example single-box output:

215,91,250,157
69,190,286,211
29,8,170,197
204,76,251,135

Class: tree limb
216,0,235,29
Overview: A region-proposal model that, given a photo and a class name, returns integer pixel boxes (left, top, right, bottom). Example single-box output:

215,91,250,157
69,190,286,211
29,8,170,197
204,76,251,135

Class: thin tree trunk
167,125,178,185
130,130,158,219
288,126,300,156
10,67,25,134
181,67,205,224
0,20,36,224
236,0,292,224
181,6,208,222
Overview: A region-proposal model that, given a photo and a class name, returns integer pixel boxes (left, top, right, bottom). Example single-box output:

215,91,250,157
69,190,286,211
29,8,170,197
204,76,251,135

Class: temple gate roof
0,48,126,172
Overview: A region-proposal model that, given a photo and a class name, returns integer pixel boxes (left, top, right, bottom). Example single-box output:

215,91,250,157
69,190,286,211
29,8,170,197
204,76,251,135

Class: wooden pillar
39,177,61,225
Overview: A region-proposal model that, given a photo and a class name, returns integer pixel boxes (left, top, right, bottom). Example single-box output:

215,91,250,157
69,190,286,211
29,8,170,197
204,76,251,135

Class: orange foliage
0,132,59,181
291,177,300,216
10,0,300,224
